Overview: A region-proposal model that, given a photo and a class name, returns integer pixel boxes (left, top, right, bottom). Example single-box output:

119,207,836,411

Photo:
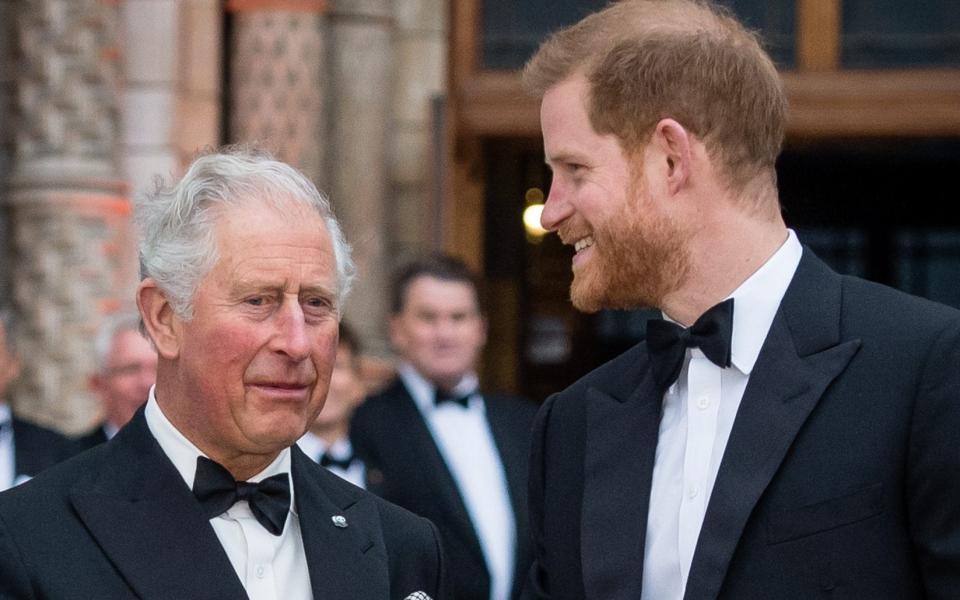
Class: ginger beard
567,168,691,313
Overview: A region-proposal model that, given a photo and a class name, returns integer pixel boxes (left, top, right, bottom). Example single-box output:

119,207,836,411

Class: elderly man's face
92,329,157,429
170,201,340,460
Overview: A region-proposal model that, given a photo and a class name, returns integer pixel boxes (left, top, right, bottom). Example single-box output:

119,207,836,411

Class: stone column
121,0,180,196
227,0,328,183
326,0,393,356
7,0,129,432
389,0,448,261
175,0,223,166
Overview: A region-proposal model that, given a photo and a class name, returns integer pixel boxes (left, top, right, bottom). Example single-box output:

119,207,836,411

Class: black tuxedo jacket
68,423,109,454
525,250,960,599
11,416,71,479
0,410,447,599
352,379,537,600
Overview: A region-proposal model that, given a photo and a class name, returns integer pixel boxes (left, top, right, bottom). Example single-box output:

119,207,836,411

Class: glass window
842,0,960,68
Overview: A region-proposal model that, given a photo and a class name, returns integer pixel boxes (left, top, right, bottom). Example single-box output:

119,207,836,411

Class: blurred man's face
0,323,20,399
92,328,157,429
390,276,486,391
163,201,340,462
539,74,689,311
311,341,364,434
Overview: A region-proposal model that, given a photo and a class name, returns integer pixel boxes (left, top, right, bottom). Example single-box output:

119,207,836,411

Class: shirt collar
144,386,295,513
725,229,803,374
0,403,10,427
397,363,480,412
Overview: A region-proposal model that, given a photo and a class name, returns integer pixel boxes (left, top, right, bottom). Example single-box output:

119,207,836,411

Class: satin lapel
293,447,389,600
393,384,487,566
69,412,246,600
684,251,861,599
581,366,662,600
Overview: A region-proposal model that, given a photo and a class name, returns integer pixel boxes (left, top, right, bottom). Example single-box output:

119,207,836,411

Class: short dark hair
391,254,481,314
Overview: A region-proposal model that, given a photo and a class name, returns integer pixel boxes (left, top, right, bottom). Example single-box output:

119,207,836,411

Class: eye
303,295,335,316
245,296,268,306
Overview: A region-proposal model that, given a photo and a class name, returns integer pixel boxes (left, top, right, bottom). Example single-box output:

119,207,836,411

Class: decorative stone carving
6,0,128,432
229,9,326,182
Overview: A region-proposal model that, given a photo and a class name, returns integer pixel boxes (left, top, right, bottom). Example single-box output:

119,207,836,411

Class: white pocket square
403,592,432,600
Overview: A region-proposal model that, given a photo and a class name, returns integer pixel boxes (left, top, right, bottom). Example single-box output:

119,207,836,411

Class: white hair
136,147,355,319
94,311,144,372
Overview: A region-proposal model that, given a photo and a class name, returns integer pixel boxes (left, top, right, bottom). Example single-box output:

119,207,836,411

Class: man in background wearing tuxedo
352,254,537,600
0,309,71,491
0,148,446,600
72,311,157,452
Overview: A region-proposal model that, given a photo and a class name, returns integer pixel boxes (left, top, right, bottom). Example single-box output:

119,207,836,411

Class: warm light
523,203,547,238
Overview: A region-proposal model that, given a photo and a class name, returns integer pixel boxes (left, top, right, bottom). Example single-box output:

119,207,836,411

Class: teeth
574,236,594,253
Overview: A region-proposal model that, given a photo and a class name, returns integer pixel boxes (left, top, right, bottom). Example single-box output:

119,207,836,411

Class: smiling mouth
574,236,595,254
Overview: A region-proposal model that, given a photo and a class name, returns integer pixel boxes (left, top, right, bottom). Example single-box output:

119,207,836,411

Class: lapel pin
331,515,348,528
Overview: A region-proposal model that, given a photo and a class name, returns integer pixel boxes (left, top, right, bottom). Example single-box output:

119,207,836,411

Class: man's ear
136,278,182,360
650,118,692,196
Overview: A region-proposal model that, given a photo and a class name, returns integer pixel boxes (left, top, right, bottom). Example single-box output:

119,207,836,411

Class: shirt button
255,565,265,579
687,484,700,499
696,396,710,410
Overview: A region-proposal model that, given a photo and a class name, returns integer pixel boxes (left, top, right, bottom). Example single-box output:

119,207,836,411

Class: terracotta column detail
227,0,328,182
7,0,129,432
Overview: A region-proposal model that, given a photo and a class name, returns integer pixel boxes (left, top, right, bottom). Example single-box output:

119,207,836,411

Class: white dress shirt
296,431,366,489
144,388,312,600
0,403,14,491
102,421,119,440
641,230,803,600
399,364,517,600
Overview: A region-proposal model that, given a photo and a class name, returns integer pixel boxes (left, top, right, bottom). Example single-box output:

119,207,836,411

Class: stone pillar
389,0,448,261
7,0,129,432
175,0,223,167
327,0,393,356
121,0,180,196
227,0,327,183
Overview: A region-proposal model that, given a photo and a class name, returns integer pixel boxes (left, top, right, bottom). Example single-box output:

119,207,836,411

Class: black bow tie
319,451,354,471
434,387,475,408
192,456,291,536
646,298,734,390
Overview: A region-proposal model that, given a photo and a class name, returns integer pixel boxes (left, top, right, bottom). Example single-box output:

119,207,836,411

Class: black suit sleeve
0,510,35,599
521,394,557,600
907,317,960,598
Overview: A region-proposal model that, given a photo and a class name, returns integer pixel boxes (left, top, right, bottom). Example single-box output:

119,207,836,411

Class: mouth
248,381,313,400
574,236,595,254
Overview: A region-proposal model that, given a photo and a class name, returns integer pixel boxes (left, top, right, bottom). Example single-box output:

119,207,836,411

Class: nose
272,298,311,361
540,177,572,232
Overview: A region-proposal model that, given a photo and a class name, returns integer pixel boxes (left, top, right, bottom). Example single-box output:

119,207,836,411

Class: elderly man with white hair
71,311,158,452
0,148,447,600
